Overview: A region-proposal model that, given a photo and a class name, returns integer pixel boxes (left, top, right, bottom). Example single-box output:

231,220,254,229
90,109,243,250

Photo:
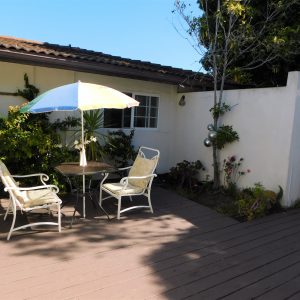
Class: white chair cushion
0,161,18,185
22,189,61,208
0,161,25,203
103,182,144,196
128,155,157,189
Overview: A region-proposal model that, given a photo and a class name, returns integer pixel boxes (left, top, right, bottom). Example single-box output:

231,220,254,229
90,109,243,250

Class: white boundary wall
1,61,300,206
175,72,300,206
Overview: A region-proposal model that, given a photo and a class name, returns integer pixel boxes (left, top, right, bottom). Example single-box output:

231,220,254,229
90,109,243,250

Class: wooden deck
1,186,300,299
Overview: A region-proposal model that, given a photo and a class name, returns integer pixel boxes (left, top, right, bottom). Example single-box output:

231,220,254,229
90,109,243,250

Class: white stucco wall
1,60,300,205
175,72,300,206
285,73,300,206
0,61,178,173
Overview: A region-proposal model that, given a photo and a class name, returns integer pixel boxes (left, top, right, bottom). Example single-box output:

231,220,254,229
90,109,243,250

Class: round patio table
55,161,116,223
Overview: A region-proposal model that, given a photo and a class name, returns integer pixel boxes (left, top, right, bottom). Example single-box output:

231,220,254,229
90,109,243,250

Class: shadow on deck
0,186,299,299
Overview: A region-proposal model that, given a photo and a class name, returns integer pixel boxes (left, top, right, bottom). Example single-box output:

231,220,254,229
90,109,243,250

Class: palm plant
81,109,105,161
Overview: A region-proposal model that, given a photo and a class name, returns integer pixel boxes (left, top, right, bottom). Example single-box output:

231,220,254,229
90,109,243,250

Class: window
104,93,132,128
103,93,159,129
103,107,131,128
134,95,159,128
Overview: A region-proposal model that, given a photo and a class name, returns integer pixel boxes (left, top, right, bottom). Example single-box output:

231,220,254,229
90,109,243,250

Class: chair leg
99,172,109,207
147,193,154,214
4,200,12,221
57,203,61,233
99,187,103,207
117,196,122,220
7,203,17,241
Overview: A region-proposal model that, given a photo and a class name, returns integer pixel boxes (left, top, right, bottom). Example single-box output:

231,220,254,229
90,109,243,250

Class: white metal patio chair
0,161,62,240
99,146,160,219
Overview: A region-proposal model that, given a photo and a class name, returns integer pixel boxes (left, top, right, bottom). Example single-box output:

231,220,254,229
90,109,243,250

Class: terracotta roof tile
0,35,224,90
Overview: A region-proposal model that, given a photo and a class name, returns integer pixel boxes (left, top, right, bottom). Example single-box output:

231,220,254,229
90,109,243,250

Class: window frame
103,92,160,130
132,93,159,129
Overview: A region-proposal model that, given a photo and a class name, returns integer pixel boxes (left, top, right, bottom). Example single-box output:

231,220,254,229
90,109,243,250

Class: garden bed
156,173,284,223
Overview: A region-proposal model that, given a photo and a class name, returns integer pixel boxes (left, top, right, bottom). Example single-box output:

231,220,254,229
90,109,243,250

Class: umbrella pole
81,110,86,218
81,110,85,153
83,174,86,218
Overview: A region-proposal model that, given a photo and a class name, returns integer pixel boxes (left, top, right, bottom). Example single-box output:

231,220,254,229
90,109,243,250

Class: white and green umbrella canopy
20,81,139,166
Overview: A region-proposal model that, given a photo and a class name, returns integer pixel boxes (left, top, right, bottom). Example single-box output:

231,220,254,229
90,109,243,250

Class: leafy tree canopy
196,0,300,86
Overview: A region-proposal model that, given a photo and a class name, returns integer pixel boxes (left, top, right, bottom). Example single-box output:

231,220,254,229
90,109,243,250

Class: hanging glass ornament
208,131,217,140
207,124,214,131
203,138,212,147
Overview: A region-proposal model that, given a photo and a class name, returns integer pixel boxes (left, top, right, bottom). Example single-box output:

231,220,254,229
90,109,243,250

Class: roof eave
0,49,210,90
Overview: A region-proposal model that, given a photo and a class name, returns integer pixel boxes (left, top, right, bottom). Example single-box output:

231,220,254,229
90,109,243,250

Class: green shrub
168,160,205,191
291,199,300,209
102,130,137,167
237,183,283,221
82,110,105,161
215,125,239,149
0,105,75,189
217,201,240,219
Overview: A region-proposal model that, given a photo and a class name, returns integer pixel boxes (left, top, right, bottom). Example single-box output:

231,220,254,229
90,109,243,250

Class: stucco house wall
0,61,178,173
175,72,300,206
1,60,300,206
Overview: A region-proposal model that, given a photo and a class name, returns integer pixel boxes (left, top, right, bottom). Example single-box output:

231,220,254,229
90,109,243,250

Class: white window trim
131,93,160,129
103,92,160,130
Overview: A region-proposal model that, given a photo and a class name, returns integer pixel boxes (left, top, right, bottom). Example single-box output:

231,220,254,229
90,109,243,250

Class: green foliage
51,116,80,131
82,110,105,161
83,110,104,135
168,160,205,191
66,110,105,161
217,200,240,219
196,0,300,86
16,73,51,128
215,125,239,149
217,183,284,221
210,102,231,119
237,183,283,221
16,73,39,101
291,199,300,209
228,67,253,84
0,105,74,190
53,111,105,161
102,130,137,167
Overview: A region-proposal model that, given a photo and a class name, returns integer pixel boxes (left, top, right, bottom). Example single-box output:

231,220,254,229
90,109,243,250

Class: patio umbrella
20,81,139,218
20,81,139,166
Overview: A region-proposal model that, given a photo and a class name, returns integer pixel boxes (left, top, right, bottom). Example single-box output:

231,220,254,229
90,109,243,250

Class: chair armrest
120,174,157,185
12,173,49,185
117,166,132,177
124,174,157,180
100,166,132,187
118,166,132,171
4,184,59,193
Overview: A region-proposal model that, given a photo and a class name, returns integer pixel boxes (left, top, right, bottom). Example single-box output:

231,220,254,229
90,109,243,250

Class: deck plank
0,187,299,299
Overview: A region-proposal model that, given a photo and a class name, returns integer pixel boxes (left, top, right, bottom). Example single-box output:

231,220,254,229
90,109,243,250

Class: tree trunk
212,144,220,189
212,111,220,189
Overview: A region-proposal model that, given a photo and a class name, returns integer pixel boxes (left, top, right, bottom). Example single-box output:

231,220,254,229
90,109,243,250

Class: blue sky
0,0,202,71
